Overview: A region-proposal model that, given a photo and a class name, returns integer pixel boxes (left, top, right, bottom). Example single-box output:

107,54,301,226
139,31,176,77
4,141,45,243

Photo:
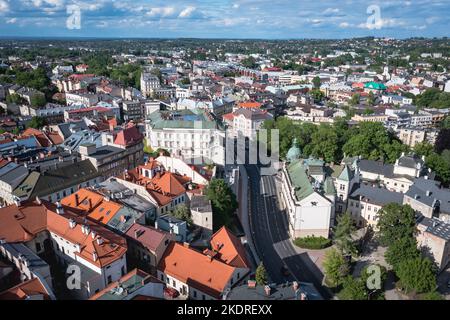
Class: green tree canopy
377,204,416,247
338,276,368,300
323,248,350,288
171,205,193,226
396,257,437,294
30,94,46,108
255,262,268,286
205,179,238,230
334,212,358,257
27,116,47,129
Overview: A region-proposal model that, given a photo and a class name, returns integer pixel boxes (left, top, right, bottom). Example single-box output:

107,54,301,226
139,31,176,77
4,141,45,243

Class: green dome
286,138,301,162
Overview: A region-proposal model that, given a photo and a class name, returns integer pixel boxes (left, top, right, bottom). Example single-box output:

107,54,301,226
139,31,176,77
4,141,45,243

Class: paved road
245,164,332,300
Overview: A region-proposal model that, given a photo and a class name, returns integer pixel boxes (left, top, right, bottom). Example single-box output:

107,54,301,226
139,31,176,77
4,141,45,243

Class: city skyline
0,0,449,39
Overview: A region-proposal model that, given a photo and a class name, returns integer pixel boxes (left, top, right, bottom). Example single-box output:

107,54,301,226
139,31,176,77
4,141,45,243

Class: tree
312,76,321,89
27,116,47,129
377,204,416,247
205,179,238,230
342,122,408,164
310,89,325,103
171,205,193,226
426,152,450,185
334,212,358,257
30,94,46,108
304,124,339,162
367,91,376,106
349,94,360,106
413,142,434,158
255,262,268,286
241,56,258,69
385,236,420,271
435,129,450,154
323,248,350,288
6,93,24,104
421,291,444,300
338,276,368,300
396,257,437,294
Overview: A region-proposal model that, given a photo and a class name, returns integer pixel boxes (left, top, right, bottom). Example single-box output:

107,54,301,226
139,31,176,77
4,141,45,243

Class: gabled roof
114,125,143,147
209,226,250,269
158,242,236,299
125,223,168,252
338,165,354,182
0,200,127,269
61,188,122,225
0,278,52,300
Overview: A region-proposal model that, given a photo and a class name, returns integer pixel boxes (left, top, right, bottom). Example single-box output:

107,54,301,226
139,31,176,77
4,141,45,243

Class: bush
294,236,332,250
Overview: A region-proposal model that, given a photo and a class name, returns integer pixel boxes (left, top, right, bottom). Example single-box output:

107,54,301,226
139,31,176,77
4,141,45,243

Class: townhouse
157,227,250,300
0,200,128,300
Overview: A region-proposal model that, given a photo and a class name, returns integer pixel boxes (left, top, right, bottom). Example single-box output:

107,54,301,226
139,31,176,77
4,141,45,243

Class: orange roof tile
61,189,122,224
0,278,51,300
238,102,262,109
158,242,236,299
0,200,127,269
209,226,251,269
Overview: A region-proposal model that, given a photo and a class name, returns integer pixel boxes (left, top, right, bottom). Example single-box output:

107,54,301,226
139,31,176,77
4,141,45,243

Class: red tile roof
209,226,250,269
0,200,127,269
125,223,168,252
158,242,236,299
0,278,51,300
114,125,143,147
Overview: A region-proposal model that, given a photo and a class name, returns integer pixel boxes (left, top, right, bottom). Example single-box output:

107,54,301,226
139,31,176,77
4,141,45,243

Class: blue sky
0,0,449,39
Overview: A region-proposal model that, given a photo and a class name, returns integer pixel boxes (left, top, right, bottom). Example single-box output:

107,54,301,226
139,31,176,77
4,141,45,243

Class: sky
0,0,449,39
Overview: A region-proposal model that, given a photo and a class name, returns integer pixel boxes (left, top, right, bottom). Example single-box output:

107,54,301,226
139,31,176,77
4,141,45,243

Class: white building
280,144,335,239
141,73,161,98
146,109,226,166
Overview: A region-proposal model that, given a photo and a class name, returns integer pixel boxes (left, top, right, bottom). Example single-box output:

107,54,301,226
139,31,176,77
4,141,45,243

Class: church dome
286,138,301,162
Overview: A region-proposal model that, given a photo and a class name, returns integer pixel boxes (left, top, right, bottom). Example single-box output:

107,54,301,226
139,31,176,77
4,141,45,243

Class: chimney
75,193,80,206
96,237,104,245
92,252,98,262
69,219,76,229
56,202,64,215
89,198,93,210
35,196,42,205
264,285,271,296
293,281,299,291
426,190,432,197
91,231,96,239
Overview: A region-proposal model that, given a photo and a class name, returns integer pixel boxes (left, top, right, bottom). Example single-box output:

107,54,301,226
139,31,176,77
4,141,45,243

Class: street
245,164,332,300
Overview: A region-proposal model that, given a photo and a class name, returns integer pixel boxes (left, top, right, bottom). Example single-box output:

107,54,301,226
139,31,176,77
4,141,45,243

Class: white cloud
0,0,10,13
323,8,340,14
179,6,196,18
232,3,240,9
358,18,406,29
339,22,350,28
147,7,176,18
6,17,17,24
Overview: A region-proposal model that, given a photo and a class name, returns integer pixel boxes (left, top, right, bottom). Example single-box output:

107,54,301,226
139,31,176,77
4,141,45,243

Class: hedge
294,236,332,250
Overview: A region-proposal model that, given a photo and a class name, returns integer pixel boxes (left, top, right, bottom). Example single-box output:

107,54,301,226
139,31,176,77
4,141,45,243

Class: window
36,242,42,252
160,274,164,281
121,266,125,276
172,280,176,287
107,275,112,284
193,290,197,298
202,295,206,300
